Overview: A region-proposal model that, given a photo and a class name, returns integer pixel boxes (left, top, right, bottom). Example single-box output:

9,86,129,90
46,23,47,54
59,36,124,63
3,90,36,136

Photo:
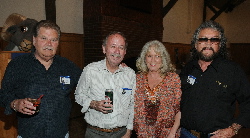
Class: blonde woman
134,40,181,138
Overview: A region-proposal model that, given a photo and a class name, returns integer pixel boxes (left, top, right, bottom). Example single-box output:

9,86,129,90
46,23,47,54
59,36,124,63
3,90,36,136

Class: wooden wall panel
0,52,11,88
0,52,19,138
163,42,191,70
59,33,84,69
0,27,8,51
230,43,250,81
0,107,17,138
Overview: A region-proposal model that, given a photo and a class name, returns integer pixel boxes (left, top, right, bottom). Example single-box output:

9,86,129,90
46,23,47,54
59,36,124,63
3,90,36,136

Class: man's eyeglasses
198,38,220,44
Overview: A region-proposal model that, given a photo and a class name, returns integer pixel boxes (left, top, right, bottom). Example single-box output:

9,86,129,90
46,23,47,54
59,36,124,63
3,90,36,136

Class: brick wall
83,0,163,66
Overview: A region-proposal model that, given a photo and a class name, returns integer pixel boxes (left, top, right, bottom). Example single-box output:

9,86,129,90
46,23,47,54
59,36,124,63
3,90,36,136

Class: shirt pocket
118,89,133,109
59,76,72,91
214,81,233,102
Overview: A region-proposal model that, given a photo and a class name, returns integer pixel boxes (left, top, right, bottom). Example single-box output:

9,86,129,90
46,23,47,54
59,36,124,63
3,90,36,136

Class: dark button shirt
1,53,82,138
180,57,250,133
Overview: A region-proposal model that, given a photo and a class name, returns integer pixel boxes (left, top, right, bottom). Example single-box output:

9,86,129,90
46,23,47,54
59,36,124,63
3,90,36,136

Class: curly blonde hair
136,40,176,77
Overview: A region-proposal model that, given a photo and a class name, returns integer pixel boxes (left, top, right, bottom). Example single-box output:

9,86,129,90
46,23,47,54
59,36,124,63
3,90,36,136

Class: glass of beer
27,98,41,112
105,89,113,113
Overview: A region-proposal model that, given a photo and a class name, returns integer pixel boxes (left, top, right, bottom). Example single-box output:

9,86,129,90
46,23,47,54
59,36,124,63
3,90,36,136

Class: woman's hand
167,132,176,138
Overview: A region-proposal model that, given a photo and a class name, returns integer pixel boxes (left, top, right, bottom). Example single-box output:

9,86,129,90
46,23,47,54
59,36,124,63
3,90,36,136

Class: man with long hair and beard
179,20,250,138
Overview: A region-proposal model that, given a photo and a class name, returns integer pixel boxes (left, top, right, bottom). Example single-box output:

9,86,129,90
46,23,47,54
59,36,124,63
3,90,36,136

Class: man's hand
211,123,242,138
121,129,131,138
120,63,128,67
11,98,36,115
210,127,234,138
90,100,113,114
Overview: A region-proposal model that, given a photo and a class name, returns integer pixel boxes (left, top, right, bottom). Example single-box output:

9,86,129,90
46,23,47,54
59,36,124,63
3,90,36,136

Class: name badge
122,88,132,94
187,75,196,85
60,76,71,84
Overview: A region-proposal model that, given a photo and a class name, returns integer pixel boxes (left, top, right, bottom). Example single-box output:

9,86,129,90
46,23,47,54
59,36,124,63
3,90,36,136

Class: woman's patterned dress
134,72,182,138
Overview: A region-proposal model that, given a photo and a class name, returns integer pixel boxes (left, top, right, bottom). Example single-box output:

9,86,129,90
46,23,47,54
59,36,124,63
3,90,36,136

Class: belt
88,124,125,133
188,129,210,138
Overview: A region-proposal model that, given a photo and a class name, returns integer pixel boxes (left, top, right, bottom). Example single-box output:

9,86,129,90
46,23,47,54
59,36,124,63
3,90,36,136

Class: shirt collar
191,57,224,72
101,58,125,73
31,52,57,64
209,57,224,72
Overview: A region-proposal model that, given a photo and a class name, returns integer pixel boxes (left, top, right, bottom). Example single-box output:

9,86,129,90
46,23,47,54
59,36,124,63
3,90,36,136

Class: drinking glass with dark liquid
27,98,41,112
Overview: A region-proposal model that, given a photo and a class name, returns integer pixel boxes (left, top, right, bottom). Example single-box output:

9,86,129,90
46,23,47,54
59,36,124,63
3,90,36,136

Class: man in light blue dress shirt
75,31,136,138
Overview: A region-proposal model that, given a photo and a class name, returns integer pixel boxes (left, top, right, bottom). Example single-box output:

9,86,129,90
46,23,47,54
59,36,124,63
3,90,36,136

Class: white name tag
187,75,196,85
60,76,71,84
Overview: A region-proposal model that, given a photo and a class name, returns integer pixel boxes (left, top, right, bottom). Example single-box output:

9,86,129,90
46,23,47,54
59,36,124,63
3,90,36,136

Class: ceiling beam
206,2,217,13
203,0,233,21
210,0,232,20
45,0,56,23
203,0,207,21
163,0,179,17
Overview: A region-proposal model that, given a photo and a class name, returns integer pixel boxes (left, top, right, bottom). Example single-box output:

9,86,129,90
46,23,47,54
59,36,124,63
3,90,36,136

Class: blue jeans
180,128,212,138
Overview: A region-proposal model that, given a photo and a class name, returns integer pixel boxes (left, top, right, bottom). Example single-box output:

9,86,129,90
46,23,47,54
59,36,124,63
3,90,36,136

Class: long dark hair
190,20,229,61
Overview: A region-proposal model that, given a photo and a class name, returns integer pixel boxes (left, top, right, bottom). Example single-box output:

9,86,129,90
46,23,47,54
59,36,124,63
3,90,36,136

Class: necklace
144,76,163,104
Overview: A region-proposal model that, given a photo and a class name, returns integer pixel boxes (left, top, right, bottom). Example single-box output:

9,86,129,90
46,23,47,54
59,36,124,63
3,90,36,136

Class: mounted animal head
1,13,38,52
